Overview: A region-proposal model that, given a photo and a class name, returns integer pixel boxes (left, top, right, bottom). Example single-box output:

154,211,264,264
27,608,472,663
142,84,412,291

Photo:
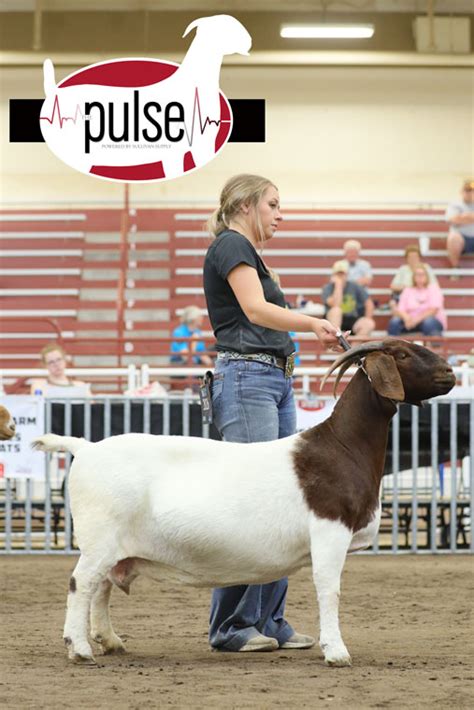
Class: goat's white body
34,428,380,667
70,433,313,586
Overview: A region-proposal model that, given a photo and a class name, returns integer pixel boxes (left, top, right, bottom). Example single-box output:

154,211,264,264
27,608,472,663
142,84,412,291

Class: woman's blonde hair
207,173,277,247
413,263,429,284
40,342,67,364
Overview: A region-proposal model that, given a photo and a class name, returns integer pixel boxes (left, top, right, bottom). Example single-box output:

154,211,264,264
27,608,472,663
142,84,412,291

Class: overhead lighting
280,24,375,39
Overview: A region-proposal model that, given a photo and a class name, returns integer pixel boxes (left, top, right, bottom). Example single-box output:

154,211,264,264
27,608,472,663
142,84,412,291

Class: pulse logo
39,15,251,183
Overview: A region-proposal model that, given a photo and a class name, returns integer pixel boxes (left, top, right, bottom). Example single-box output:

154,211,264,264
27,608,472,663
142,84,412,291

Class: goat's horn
320,341,386,391
332,359,355,398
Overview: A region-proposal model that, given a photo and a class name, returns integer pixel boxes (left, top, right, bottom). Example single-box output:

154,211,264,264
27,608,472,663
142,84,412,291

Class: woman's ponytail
207,207,227,238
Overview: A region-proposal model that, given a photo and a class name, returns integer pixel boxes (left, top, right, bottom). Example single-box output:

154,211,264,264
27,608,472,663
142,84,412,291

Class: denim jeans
209,357,296,651
388,316,443,337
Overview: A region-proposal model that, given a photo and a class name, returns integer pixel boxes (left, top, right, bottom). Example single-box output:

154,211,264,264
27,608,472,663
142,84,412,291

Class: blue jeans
388,316,443,337
209,357,296,651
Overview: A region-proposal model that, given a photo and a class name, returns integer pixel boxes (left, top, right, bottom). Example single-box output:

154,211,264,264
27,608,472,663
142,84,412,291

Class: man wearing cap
446,180,474,268
322,261,375,337
339,239,372,289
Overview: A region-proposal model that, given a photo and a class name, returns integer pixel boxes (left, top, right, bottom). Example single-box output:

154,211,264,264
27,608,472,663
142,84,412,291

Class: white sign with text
0,396,45,479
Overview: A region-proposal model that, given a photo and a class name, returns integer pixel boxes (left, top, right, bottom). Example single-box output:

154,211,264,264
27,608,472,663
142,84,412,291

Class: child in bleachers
30,343,91,396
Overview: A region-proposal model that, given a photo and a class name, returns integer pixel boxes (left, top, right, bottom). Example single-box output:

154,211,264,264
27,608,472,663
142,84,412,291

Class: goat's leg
63,554,110,664
310,517,352,667
90,578,125,655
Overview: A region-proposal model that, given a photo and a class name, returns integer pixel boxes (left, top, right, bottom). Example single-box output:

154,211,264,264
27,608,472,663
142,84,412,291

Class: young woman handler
203,174,344,652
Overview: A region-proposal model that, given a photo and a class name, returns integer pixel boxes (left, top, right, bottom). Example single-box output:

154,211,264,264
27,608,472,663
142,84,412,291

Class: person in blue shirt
170,305,213,366
288,332,301,365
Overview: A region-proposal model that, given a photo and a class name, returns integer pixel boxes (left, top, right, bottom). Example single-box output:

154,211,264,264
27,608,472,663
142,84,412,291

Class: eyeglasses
45,357,65,366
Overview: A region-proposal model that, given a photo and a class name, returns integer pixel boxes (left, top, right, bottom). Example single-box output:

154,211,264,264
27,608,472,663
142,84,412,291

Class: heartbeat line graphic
39,88,229,147
40,95,85,128
184,87,231,147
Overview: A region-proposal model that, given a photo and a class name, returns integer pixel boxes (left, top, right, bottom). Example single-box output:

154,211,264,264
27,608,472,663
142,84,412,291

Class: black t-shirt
203,229,295,357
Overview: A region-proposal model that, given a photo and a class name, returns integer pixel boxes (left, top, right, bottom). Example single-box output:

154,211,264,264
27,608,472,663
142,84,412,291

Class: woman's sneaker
279,632,315,649
238,634,279,652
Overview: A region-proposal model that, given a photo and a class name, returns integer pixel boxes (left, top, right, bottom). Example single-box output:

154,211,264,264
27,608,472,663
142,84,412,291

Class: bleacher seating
1,207,473,390
172,209,474,360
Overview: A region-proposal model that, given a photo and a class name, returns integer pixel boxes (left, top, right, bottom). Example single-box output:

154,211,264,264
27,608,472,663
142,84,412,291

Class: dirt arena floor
0,555,473,709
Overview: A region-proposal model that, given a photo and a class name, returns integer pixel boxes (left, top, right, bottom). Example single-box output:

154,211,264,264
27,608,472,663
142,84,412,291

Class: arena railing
0,365,139,396
0,370,472,554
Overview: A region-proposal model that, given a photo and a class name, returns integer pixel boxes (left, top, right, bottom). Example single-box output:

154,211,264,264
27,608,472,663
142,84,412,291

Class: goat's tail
31,434,89,455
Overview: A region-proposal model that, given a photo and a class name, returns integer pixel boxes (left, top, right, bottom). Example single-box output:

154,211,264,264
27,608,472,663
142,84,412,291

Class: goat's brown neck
328,368,396,481
293,368,396,533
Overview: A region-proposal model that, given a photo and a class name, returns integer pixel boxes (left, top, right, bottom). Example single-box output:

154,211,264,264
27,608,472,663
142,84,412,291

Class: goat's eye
397,352,407,359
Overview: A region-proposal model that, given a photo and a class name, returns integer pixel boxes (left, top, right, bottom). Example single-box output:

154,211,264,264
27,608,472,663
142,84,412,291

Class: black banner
9,98,265,143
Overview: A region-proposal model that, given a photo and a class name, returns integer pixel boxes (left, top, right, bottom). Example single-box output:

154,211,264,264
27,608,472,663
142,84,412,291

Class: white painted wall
1,64,472,206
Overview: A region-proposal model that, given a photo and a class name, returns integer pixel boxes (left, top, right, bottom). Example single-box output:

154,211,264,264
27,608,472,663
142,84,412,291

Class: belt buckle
285,353,295,378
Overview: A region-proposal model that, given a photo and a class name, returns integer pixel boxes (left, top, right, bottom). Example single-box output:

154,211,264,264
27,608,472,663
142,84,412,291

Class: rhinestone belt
217,350,295,378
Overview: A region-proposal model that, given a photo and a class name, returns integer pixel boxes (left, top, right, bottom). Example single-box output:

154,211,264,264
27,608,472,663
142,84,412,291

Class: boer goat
0,405,16,440
33,340,455,667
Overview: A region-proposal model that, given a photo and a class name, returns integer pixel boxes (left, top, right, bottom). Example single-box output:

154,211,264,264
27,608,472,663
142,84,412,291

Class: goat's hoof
103,643,126,656
325,654,352,667
71,653,97,665
94,632,126,655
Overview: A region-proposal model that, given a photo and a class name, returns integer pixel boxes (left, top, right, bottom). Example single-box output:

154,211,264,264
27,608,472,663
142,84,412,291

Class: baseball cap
332,260,349,274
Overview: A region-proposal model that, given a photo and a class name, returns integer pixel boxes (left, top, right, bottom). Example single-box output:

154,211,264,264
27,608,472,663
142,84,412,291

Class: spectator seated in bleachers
446,179,474,269
339,239,373,291
387,264,447,337
170,305,214,367
389,244,438,311
322,261,375,337
30,343,91,397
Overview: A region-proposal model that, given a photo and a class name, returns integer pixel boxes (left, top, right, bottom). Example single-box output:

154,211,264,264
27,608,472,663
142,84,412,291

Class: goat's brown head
321,339,456,406
0,405,16,440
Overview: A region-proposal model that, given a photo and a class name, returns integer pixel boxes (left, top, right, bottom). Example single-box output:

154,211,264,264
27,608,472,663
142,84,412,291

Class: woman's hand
312,319,350,351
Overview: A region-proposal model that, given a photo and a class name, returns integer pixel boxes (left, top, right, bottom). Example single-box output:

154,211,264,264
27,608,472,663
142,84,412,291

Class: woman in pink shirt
388,265,447,336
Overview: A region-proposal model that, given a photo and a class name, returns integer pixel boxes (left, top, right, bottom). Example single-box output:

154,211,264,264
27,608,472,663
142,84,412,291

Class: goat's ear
183,18,199,37
364,352,405,401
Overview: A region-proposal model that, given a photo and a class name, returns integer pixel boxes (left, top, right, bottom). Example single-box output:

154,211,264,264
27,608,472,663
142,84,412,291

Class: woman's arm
390,266,405,292
325,275,344,308
394,289,412,326
409,308,437,327
227,264,342,346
